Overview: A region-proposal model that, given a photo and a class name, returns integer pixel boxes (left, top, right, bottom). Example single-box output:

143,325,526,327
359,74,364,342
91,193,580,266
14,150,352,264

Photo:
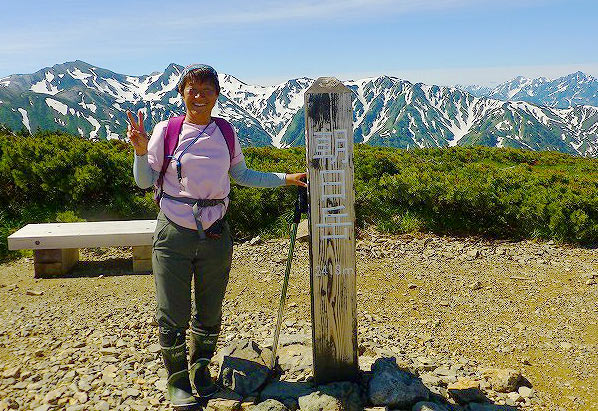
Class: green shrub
0,130,596,260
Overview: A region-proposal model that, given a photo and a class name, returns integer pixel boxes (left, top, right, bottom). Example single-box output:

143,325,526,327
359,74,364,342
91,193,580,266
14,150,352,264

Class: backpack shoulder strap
161,115,185,175
213,117,235,163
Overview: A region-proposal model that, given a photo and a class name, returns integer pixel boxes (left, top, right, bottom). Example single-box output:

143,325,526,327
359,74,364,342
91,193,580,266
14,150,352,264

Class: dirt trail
0,231,596,410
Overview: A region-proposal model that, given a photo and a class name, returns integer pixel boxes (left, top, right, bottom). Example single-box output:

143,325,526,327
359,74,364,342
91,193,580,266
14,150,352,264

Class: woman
128,64,306,409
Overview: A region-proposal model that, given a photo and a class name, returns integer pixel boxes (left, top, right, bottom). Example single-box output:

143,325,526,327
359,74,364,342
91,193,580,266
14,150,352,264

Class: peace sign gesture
126,110,148,156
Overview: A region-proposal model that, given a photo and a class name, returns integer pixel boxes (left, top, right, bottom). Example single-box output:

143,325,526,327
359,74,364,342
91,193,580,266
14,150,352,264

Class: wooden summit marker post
305,77,358,383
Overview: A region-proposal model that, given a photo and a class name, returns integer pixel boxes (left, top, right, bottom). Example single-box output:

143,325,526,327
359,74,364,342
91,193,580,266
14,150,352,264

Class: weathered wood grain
305,77,358,383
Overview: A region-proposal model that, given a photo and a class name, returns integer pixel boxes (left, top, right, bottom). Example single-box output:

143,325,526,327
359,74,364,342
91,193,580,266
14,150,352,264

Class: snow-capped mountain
457,71,598,108
453,84,493,98
1,61,597,157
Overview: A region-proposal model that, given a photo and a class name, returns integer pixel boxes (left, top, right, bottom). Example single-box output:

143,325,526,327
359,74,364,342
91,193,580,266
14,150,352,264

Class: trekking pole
270,184,308,370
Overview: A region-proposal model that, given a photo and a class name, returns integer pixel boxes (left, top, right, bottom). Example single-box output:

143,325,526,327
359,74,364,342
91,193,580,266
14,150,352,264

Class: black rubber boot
188,328,219,398
160,329,199,410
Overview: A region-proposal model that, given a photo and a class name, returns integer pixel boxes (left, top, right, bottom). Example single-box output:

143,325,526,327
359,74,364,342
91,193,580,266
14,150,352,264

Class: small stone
102,365,118,375
560,342,573,350
148,343,161,353
94,401,110,411
100,347,118,356
72,391,88,404
77,380,92,392
43,390,60,404
469,281,483,290
154,379,167,391
467,249,480,258
250,236,262,246
408,283,417,289
508,391,522,402
121,388,140,399
2,367,20,379
518,386,534,398
26,290,44,296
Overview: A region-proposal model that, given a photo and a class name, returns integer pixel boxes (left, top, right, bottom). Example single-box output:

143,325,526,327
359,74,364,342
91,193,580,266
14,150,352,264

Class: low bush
0,131,596,260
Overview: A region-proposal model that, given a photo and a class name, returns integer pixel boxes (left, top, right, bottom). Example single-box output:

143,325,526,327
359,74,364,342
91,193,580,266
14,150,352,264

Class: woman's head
177,64,220,96
178,64,220,121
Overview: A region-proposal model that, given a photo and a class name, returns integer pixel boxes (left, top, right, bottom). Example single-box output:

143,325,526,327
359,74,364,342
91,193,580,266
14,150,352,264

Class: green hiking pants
152,211,233,334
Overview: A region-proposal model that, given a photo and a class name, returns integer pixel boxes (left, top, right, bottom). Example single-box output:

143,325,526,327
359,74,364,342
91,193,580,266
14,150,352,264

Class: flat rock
447,378,486,404
368,357,429,408
250,399,289,411
276,343,312,373
205,388,243,411
465,404,518,411
218,339,271,397
298,391,342,411
481,368,523,393
298,382,362,411
412,402,450,411
260,381,314,410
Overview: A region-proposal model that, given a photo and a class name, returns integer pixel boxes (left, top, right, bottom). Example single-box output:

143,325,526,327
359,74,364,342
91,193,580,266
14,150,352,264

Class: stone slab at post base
33,248,79,278
132,245,152,273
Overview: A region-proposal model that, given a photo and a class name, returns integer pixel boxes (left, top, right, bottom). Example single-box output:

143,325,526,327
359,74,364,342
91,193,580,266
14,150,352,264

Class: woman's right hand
126,110,148,156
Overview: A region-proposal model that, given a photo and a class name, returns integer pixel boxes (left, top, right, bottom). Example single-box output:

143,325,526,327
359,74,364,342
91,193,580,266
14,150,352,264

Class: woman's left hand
285,172,308,187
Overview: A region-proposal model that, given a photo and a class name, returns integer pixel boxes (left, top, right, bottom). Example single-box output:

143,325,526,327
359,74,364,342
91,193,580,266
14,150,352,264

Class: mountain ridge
1,61,597,157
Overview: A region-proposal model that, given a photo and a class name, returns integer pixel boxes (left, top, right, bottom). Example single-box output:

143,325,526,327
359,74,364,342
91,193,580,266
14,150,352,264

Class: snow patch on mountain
85,115,101,139
45,98,68,115
18,108,30,132
447,100,477,146
69,68,92,81
31,72,61,95
145,72,179,101
105,125,120,140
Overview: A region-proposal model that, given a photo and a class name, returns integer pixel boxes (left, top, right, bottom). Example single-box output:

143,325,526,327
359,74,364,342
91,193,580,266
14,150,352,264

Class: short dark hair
177,67,220,96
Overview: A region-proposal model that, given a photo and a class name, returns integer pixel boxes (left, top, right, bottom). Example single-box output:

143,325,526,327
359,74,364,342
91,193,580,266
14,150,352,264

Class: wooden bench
7,220,156,278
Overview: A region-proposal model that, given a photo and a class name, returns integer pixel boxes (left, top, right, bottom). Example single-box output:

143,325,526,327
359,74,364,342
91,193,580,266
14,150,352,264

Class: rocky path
0,230,596,410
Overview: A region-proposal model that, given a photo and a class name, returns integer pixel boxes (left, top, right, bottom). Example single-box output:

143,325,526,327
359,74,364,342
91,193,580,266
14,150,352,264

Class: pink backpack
153,115,235,205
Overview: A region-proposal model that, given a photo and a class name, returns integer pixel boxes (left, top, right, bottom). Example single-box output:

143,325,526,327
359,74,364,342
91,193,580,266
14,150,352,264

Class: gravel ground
0,230,596,410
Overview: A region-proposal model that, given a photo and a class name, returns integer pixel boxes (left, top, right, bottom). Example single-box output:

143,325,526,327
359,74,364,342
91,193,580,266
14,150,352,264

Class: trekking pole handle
294,184,308,224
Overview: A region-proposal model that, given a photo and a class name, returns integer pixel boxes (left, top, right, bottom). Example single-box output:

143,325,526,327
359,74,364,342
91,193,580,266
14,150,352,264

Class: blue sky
1,0,597,86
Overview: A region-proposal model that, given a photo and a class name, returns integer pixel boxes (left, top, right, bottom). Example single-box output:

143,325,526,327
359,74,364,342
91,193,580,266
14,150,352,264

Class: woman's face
182,79,218,118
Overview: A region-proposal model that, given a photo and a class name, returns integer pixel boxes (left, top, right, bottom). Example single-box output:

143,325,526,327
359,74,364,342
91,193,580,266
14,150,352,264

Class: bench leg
33,249,79,278
132,245,152,273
